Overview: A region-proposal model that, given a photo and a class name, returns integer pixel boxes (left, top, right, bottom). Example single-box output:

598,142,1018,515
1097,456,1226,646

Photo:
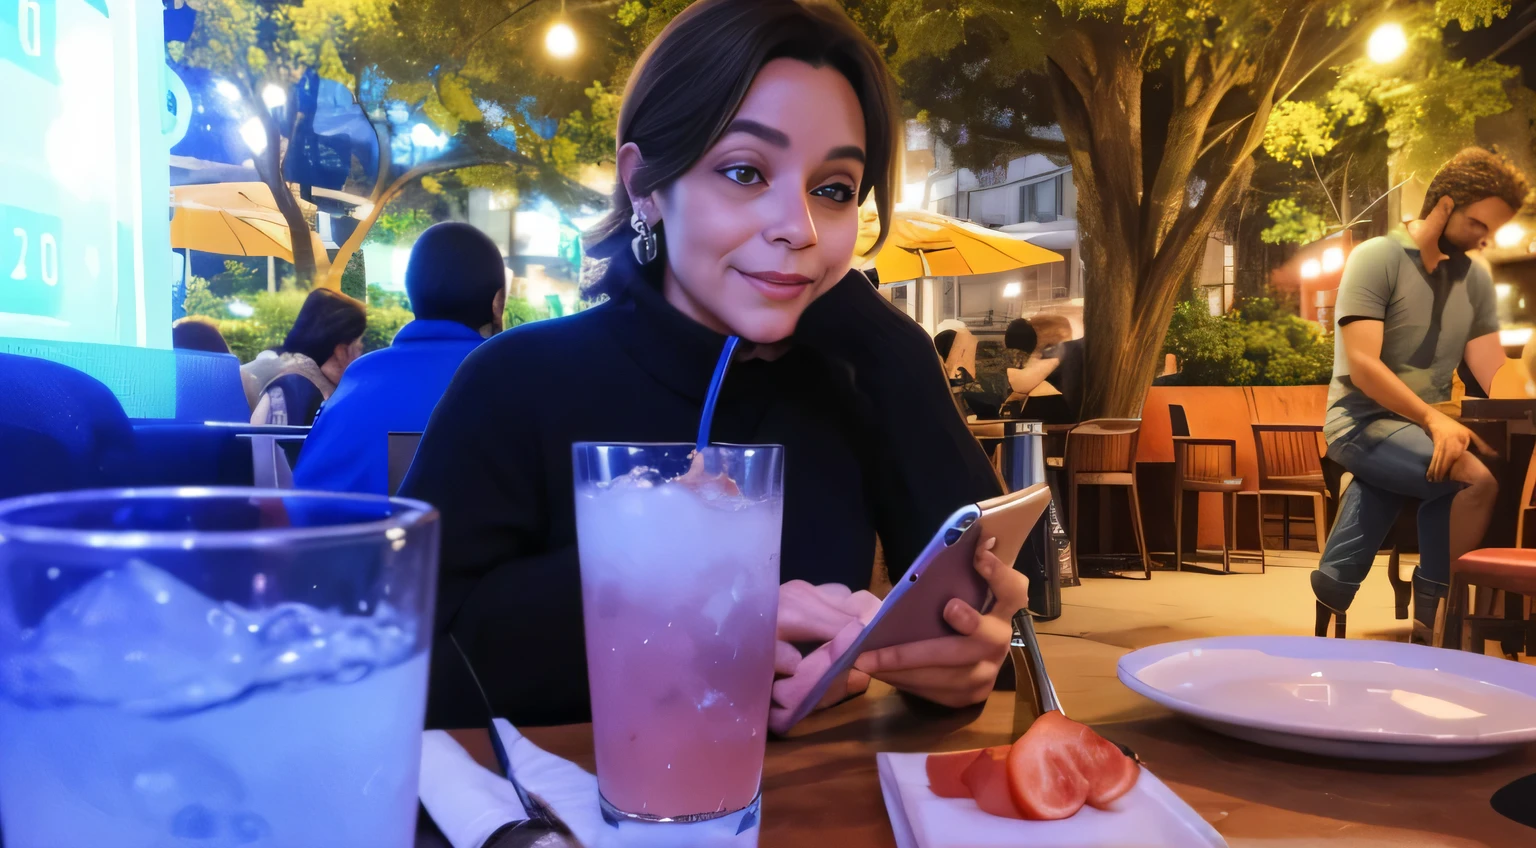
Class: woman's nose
762,188,817,249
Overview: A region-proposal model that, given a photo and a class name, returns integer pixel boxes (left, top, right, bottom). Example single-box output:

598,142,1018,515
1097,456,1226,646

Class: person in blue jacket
294,222,507,495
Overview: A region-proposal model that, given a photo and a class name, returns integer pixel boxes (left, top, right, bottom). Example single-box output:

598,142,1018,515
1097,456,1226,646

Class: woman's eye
812,182,856,203
720,166,764,186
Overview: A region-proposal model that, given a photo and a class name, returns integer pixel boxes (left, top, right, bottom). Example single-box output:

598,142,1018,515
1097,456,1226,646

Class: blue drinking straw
696,335,742,454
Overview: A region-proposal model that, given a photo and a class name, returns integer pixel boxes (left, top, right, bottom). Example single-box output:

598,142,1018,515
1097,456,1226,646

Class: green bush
367,283,411,311
182,276,227,319
364,306,415,353
1162,296,1334,386
216,320,268,364
505,296,550,329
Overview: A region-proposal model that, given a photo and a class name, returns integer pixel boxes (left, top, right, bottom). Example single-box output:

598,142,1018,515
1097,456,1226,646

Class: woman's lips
736,269,815,302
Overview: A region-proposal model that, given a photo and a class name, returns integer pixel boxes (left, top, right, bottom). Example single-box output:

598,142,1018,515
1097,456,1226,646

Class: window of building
1019,176,1061,224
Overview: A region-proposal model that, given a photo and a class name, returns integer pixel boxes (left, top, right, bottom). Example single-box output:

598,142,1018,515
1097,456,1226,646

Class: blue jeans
1318,419,1466,599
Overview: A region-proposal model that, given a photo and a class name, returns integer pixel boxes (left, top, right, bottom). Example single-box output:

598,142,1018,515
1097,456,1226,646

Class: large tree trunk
1045,44,1149,418
1040,8,1307,418
251,98,323,287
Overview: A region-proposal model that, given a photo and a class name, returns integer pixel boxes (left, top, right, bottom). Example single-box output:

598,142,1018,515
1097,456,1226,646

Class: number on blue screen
9,228,25,281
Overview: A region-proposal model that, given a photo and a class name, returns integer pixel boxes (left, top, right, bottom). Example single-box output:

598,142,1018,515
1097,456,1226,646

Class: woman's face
638,58,868,344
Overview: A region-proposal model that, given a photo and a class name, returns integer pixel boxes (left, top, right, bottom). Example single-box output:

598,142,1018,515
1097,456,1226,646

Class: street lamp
1495,222,1526,249
545,20,578,58
463,0,581,60
410,123,448,149
1368,23,1408,64
239,117,267,154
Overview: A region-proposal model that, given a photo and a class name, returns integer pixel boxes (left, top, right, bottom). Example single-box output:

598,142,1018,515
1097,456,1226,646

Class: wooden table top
451,635,1535,847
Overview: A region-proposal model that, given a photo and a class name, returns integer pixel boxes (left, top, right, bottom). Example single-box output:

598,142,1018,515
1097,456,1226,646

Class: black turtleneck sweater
403,263,1000,728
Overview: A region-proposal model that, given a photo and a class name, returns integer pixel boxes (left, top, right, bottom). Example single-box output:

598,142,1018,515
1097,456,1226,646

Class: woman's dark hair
281,289,367,366
1420,147,1530,219
934,329,957,361
1004,318,1037,355
172,316,231,355
584,0,900,295
407,222,506,329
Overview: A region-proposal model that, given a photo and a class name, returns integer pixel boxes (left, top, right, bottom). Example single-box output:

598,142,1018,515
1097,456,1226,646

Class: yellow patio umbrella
855,206,1063,282
170,182,326,263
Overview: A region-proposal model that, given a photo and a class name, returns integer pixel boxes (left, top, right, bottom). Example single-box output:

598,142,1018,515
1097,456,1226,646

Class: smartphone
770,483,1052,734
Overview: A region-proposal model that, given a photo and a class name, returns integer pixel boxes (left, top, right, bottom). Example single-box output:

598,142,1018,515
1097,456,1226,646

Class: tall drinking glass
574,443,784,825
0,488,439,848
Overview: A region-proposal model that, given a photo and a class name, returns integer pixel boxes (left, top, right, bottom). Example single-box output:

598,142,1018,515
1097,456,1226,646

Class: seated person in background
172,316,232,355
974,318,1035,400
250,289,368,427
240,348,284,410
935,319,978,385
294,223,506,494
1313,147,1527,640
1023,312,1086,421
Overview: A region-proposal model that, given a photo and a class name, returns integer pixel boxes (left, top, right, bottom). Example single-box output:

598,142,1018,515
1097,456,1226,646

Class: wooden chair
1436,549,1536,655
1172,431,1248,574
1251,424,1329,551
1063,418,1150,579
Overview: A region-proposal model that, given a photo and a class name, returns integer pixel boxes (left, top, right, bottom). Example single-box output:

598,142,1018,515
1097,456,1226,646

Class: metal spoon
449,635,584,847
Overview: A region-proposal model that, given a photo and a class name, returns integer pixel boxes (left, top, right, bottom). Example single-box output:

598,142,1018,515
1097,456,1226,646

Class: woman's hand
853,538,1026,708
768,581,881,729
776,580,880,643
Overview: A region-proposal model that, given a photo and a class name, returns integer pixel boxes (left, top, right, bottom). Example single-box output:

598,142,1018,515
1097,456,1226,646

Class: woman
171,316,233,355
403,0,1019,729
250,288,366,426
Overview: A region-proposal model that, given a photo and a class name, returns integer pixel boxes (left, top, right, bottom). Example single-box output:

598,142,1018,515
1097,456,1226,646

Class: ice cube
126,739,245,824
228,811,272,844
170,803,219,840
2,560,258,712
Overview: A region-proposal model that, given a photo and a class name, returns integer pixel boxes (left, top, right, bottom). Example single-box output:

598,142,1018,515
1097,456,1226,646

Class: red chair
1435,549,1536,655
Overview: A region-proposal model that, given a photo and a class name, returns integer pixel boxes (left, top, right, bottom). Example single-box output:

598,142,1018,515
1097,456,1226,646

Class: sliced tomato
1006,711,1140,817
960,746,1023,819
925,748,983,799
1080,733,1140,809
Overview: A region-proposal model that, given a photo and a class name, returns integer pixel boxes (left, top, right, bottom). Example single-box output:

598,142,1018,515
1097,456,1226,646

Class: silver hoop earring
630,211,659,265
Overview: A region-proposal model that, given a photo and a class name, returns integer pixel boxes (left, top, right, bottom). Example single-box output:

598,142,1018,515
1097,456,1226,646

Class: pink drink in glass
575,444,782,821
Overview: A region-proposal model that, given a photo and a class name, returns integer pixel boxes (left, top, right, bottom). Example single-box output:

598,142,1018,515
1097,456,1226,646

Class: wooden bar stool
1063,418,1150,579
1435,549,1536,656
1251,424,1330,551
1172,434,1248,573
1167,404,1259,574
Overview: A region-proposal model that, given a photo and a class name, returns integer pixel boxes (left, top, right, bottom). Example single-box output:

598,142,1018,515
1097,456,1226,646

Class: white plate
1117,636,1536,762
877,752,1227,848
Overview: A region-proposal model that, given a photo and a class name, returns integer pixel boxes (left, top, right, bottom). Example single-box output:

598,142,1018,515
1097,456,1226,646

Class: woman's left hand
853,537,1026,708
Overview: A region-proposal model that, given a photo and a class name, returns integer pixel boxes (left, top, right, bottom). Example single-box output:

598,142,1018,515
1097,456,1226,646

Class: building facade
887,128,1233,338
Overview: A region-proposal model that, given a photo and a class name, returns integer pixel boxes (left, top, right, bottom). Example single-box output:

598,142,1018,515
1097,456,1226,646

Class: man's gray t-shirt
1324,231,1500,443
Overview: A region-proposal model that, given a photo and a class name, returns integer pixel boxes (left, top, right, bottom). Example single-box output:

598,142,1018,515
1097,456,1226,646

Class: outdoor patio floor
1039,550,1536,665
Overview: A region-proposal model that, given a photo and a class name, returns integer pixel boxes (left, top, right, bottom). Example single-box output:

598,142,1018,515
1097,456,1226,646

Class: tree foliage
182,0,612,288
845,0,1517,414
1251,1,1518,245
1261,198,1330,245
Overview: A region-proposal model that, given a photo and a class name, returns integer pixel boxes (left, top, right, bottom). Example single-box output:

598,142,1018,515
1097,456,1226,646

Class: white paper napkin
876,752,1227,848
419,729,529,848
419,720,761,848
